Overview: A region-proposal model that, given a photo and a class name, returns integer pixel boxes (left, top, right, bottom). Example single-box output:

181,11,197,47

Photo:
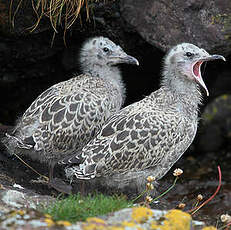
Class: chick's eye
103,47,109,53
186,52,193,57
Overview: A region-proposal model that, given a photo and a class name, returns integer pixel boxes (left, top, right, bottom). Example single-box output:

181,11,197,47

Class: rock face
121,0,231,55
197,94,231,152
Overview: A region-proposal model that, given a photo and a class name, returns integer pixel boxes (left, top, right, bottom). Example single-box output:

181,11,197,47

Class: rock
208,68,231,97
0,198,206,230
0,186,55,213
197,94,231,152
120,0,231,55
2,190,26,208
0,166,217,230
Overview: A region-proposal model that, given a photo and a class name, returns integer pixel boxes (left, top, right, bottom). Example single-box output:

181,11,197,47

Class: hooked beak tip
127,56,139,65
109,55,139,66
208,54,226,62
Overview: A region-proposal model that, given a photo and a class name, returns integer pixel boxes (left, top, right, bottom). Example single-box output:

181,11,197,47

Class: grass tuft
40,193,132,223
10,0,108,44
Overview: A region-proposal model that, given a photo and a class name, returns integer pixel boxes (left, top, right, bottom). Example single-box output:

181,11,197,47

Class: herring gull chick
3,36,139,194
60,43,225,193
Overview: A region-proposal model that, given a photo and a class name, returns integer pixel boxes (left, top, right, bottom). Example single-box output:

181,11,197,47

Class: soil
154,149,231,227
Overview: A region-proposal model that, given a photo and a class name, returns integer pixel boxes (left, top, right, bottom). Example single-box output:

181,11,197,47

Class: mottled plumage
3,37,139,193
61,43,225,193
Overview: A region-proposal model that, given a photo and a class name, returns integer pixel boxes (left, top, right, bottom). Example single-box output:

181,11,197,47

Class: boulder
0,186,205,230
197,94,231,152
121,0,231,55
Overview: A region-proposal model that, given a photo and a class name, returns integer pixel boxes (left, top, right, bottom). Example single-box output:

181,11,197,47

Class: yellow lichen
9,210,24,217
83,217,107,230
86,217,106,225
16,210,25,216
150,220,161,229
221,94,228,100
225,34,231,40
212,106,218,115
44,218,55,227
152,210,192,230
109,227,126,230
163,209,191,230
202,227,217,230
83,223,106,230
121,221,137,227
44,214,52,218
136,227,143,230
131,207,153,223
121,221,143,229
150,210,191,230
203,113,214,121
56,220,72,226
210,13,229,25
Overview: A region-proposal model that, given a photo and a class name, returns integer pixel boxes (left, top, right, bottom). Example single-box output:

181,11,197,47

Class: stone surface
197,94,231,152
121,0,231,55
0,185,54,214
0,165,207,230
0,186,206,230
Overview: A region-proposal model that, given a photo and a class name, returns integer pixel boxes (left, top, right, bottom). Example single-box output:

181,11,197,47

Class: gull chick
61,43,225,193
3,36,139,194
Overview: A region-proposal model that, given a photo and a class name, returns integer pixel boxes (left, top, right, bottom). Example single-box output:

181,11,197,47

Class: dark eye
186,52,193,57
103,47,109,53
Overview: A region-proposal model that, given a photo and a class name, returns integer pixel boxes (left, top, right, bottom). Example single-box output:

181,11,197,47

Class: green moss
39,193,132,223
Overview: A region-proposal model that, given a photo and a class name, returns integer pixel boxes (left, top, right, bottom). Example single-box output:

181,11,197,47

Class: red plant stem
225,221,231,230
188,165,222,215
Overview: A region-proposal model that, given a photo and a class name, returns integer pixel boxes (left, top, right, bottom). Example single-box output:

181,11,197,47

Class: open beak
192,55,226,96
108,51,139,66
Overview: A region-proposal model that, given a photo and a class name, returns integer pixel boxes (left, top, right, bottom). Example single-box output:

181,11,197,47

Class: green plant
40,193,132,223
132,168,183,205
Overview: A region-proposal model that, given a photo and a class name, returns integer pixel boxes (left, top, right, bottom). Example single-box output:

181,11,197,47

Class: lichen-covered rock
121,0,231,55
153,209,192,230
202,227,218,230
197,94,231,152
0,181,55,216
0,195,206,230
98,207,204,230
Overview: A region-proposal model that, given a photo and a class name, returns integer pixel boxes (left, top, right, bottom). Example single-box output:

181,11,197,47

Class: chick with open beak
192,54,225,96
163,43,226,97
60,43,226,195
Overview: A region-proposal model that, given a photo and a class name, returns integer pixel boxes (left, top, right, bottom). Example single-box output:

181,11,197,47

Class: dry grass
10,0,106,35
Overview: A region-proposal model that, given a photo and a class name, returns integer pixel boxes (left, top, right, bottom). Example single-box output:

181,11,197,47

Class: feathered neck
80,56,126,104
156,67,203,119
161,66,203,106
